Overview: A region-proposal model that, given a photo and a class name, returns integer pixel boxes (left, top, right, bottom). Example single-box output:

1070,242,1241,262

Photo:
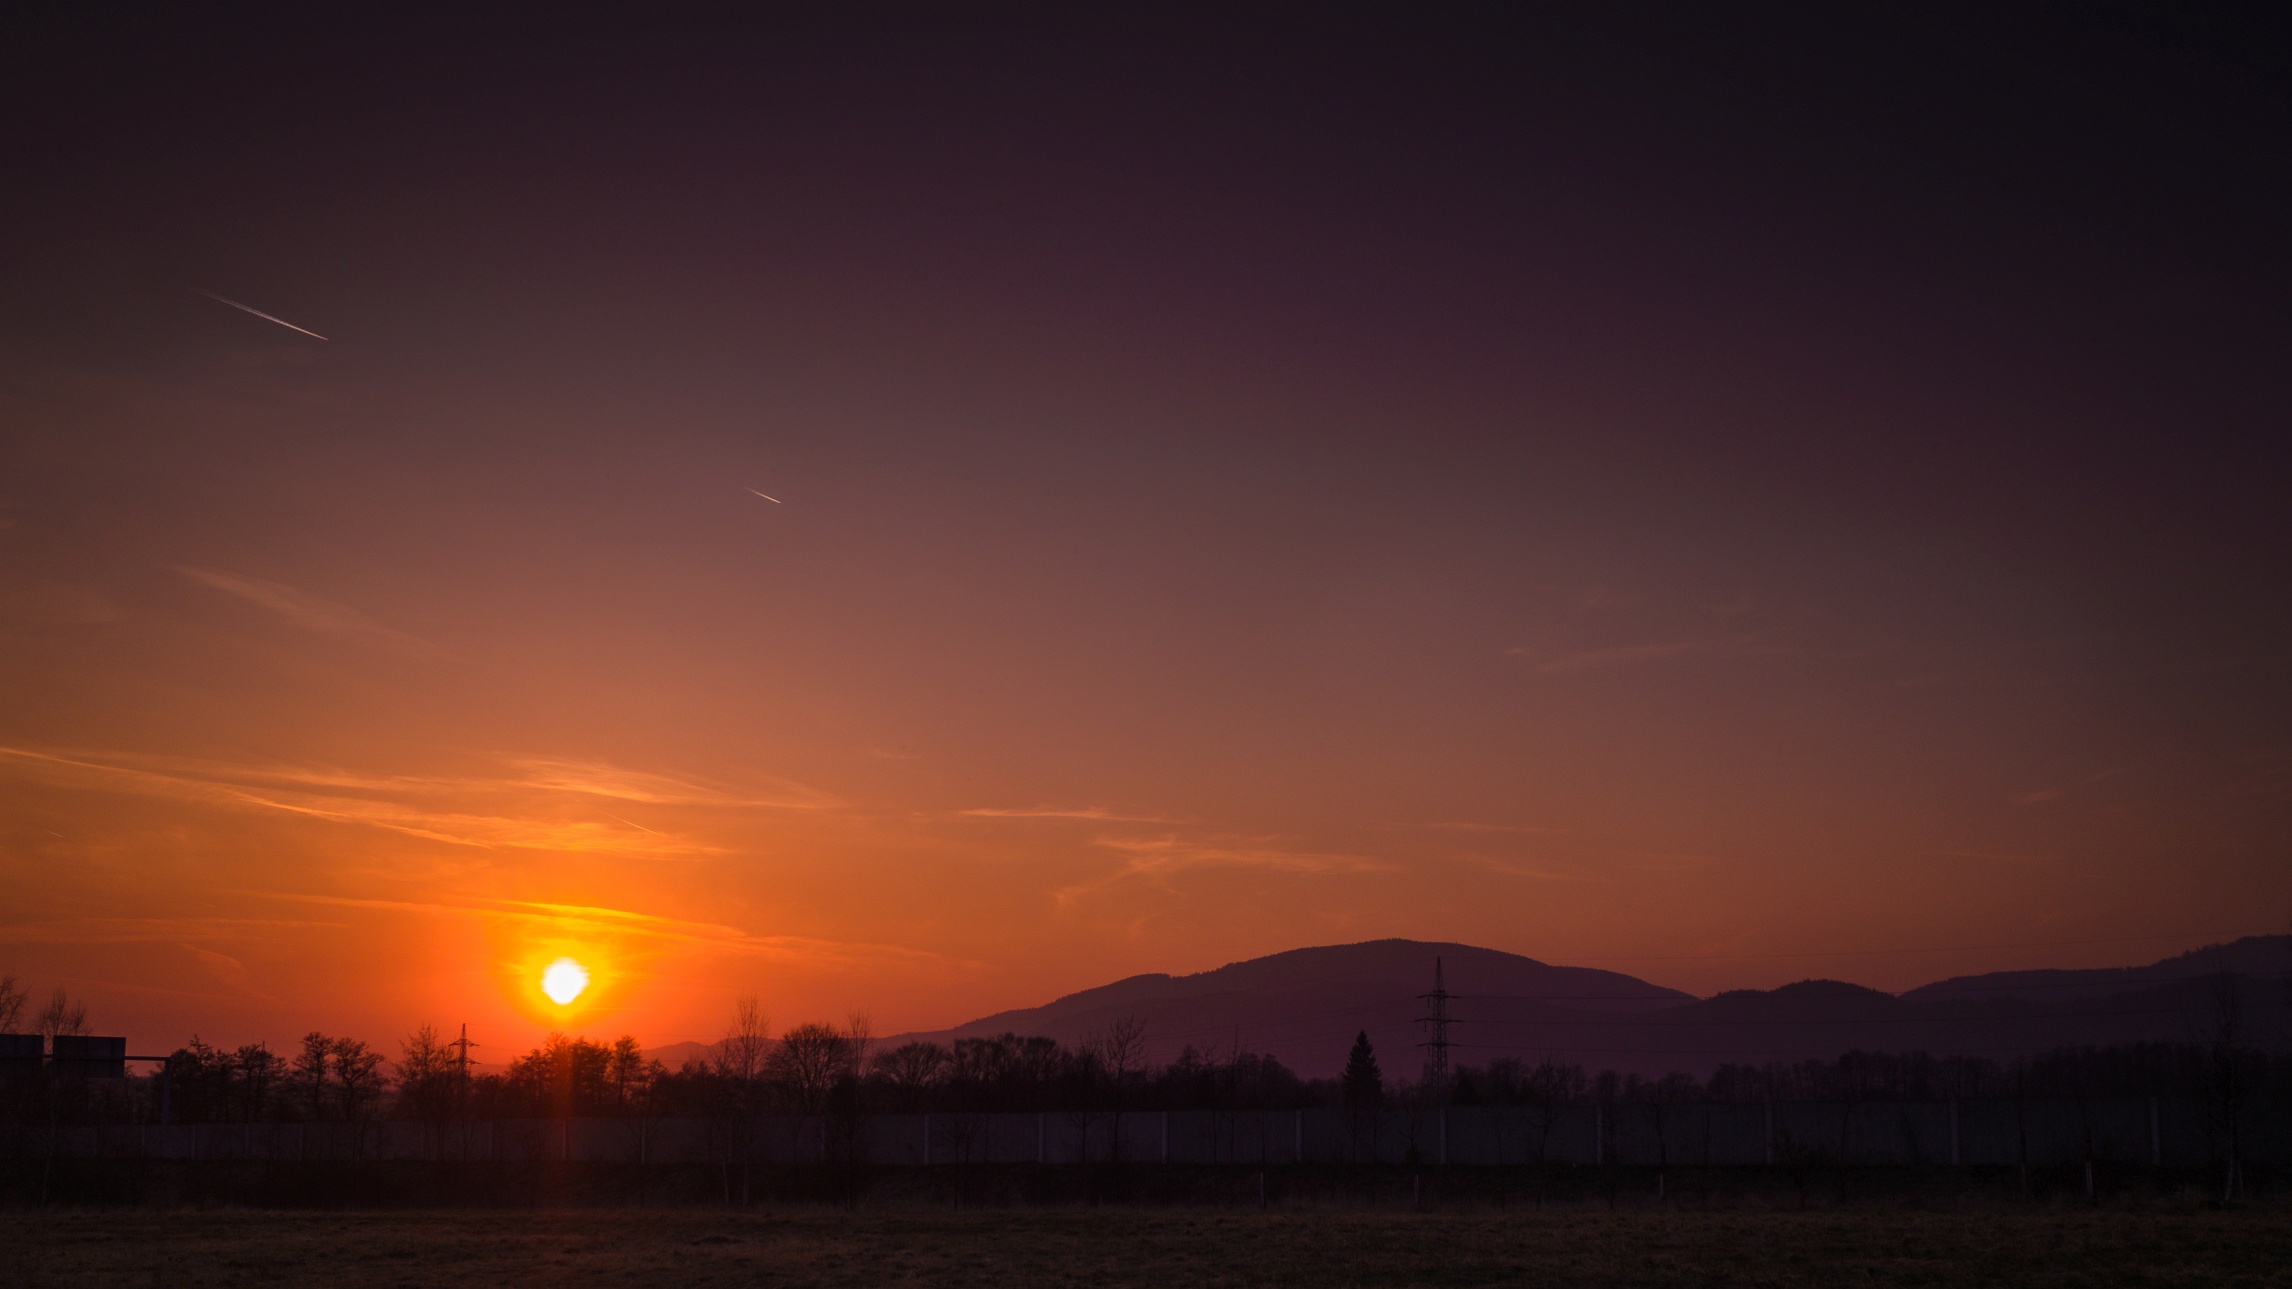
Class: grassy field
4,1205,2288,1288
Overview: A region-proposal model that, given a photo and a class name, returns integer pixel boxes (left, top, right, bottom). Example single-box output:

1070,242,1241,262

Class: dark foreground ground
3,1206,2288,1288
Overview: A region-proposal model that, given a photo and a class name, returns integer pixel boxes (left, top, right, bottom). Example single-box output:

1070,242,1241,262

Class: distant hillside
1903,936,2292,1003
642,1040,716,1071
885,938,1693,1077
877,936,2292,1079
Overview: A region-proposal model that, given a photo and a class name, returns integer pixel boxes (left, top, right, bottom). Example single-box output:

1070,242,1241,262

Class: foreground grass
3,1205,2288,1287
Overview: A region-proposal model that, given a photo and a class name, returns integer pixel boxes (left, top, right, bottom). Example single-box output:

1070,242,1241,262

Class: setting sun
540,958,589,1006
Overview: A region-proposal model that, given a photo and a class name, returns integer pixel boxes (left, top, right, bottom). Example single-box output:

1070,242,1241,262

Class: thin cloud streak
175,567,432,651
509,758,836,810
0,745,831,857
1454,854,1599,883
235,891,972,971
960,805,1174,822
1055,834,1392,905
1411,821,1573,835
0,916,347,945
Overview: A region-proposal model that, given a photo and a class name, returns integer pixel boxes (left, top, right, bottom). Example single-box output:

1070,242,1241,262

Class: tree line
132,1028,2292,1127
6,974,2286,1129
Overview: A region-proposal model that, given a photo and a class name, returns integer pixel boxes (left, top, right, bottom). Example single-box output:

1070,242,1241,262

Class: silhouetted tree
1086,1016,1147,1163
507,1034,615,1117
233,1043,278,1121
332,1037,387,1122
164,1037,231,1122
293,1032,332,1120
871,1041,949,1111
717,995,771,1086
1341,1030,1383,1163
608,1035,663,1113
1342,1031,1383,1107
395,1025,458,1121
771,1022,851,1116
700,996,773,1206
0,976,25,1033
35,987,87,1039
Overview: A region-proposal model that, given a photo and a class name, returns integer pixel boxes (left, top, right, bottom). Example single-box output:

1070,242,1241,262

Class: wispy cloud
180,943,262,994
1453,854,1597,882
1054,834,1390,905
0,916,345,946
960,806,1174,823
1513,634,1765,673
236,891,969,971
0,745,830,857
1091,835,1383,875
507,759,836,811
1410,820,1571,835
176,566,432,651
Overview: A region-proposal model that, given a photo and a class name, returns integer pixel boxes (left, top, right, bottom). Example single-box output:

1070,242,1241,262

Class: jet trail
193,290,328,340
748,489,781,503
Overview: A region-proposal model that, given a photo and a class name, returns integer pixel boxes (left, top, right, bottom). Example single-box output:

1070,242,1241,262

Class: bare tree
293,1032,332,1120
234,1043,278,1121
0,976,25,1032
845,1012,874,1078
833,1013,876,1170
770,1022,851,1116
396,1025,456,1123
717,995,771,1084
333,1037,387,1122
709,996,772,1207
1524,1057,1583,1177
1086,1016,1147,1163
872,1041,949,1110
35,987,87,1039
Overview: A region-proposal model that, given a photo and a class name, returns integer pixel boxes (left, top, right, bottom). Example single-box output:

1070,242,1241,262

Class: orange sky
2,9,2287,1057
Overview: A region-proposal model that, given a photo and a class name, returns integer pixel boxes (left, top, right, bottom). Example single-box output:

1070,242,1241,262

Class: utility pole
1417,957,1455,1104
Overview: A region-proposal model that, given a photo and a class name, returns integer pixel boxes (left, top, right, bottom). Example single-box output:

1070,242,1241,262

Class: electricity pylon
1417,956,1455,1103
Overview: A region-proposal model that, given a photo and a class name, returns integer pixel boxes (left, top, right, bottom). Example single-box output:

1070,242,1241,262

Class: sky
2,6,2288,1056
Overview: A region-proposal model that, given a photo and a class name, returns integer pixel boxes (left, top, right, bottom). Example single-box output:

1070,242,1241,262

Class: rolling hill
870,935,2291,1079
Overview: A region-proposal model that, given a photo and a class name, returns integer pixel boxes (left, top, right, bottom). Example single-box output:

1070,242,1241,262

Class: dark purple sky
2,6,2286,1048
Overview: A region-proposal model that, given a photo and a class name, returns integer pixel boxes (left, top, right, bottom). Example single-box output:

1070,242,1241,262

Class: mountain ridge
649,935,2290,1079
872,935,2292,1078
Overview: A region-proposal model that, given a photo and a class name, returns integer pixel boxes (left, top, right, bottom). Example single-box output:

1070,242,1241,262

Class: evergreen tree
1341,1030,1383,1107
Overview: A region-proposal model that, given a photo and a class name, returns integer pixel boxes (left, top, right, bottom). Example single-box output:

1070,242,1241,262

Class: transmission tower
1417,956,1456,1103
451,1022,478,1116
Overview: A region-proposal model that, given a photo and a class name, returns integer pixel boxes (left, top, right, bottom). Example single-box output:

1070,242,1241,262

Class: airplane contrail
748,489,781,503
192,289,328,340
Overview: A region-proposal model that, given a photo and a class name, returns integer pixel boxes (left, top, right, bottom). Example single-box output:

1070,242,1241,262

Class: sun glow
540,957,590,1005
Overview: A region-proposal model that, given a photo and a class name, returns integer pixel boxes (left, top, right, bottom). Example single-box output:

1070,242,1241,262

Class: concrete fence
4,1096,2284,1168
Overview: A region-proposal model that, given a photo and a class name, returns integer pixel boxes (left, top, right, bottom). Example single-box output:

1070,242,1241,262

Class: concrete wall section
5,1095,2283,1167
